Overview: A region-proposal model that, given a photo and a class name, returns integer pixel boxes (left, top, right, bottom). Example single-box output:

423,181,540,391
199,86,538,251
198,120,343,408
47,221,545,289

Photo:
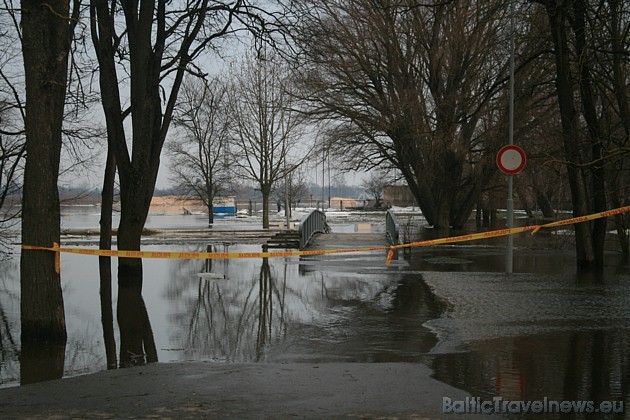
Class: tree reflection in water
429,330,630,419
180,247,287,362
0,258,66,385
0,258,19,385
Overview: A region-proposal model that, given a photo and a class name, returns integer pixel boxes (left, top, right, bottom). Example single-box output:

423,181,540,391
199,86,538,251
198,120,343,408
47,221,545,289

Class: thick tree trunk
117,262,145,367
402,138,489,231
20,0,70,348
536,192,555,218
544,1,603,269
19,342,66,385
572,0,607,267
516,186,534,218
451,160,498,229
116,176,158,367
116,243,157,367
433,194,451,232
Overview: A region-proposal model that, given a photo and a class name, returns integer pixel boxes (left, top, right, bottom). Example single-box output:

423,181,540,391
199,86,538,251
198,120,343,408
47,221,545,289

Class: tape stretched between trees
385,205,630,264
19,205,630,272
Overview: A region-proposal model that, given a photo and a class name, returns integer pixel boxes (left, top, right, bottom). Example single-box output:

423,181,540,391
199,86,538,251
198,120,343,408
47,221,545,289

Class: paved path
0,362,485,419
308,232,389,249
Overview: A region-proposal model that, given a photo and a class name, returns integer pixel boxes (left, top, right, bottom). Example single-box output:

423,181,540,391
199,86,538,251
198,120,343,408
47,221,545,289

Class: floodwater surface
2,209,630,419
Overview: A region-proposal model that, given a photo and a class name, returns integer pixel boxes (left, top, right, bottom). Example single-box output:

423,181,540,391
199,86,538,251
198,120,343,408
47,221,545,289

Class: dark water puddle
403,247,630,419
426,330,630,419
264,270,443,363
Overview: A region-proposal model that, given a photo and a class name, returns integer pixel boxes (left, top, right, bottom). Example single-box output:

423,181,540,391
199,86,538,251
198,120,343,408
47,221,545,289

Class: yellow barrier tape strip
385,205,630,264
54,242,60,274
20,243,390,260
535,206,630,229
20,205,630,266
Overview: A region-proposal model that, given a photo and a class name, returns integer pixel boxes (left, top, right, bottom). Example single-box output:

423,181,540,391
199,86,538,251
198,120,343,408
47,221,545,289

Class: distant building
383,185,416,207
329,197,357,210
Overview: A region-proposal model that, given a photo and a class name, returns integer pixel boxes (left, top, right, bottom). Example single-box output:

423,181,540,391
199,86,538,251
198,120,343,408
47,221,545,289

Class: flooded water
2,207,630,418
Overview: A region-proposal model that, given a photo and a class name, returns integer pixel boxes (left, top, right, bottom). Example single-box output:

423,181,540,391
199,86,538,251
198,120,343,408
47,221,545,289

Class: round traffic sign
497,145,526,175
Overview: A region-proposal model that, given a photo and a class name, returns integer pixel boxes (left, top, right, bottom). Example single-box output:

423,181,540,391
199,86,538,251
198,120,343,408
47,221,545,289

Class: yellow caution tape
20,243,390,261
385,205,630,264
19,205,630,269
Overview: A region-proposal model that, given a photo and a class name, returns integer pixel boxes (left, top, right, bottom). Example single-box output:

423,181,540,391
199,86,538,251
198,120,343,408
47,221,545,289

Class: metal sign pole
506,0,516,274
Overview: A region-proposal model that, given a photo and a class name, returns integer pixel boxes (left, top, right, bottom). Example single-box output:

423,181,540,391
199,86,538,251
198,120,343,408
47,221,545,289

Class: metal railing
386,210,400,260
299,209,331,249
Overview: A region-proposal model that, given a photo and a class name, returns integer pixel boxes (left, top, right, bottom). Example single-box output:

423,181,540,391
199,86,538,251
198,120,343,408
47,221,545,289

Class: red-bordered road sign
497,145,526,175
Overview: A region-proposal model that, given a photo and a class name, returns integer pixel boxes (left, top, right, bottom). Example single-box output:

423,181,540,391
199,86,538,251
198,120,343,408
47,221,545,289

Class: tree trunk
19,342,66,385
517,186,534,219
115,178,157,367
99,149,117,369
208,203,214,225
117,262,146,367
536,192,555,218
261,185,271,229
434,193,451,232
610,180,629,257
20,0,70,347
572,0,607,266
116,252,157,367
544,1,601,269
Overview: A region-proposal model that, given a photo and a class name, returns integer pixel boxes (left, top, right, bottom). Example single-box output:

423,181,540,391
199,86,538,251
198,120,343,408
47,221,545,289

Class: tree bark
207,182,214,225
544,1,598,268
117,262,145,367
20,0,70,346
571,0,607,265
536,192,555,218
19,342,66,385
99,149,117,369
261,185,271,229
208,203,215,225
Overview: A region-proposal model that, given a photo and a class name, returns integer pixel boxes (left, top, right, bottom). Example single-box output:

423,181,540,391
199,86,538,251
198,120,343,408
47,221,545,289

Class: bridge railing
386,210,400,260
299,209,331,249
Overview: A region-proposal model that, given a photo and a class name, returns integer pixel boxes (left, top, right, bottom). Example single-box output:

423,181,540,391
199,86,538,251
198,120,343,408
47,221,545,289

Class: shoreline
0,361,488,419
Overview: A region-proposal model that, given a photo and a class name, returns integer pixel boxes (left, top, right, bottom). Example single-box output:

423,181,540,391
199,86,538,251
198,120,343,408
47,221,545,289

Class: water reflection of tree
430,330,630,414
256,258,287,360
0,258,66,385
166,245,293,362
0,259,19,385
184,257,287,361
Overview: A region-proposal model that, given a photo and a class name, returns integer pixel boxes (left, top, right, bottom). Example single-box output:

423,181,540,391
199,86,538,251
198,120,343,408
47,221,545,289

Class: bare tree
90,0,285,365
290,0,523,230
533,0,630,267
227,51,312,228
0,112,24,253
168,76,231,225
273,167,308,219
0,7,26,253
2,0,109,372
361,171,390,209
19,0,80,383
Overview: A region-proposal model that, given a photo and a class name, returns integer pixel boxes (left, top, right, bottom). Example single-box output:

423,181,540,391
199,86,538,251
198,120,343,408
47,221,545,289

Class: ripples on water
2,209,630,419
413,249,630,419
